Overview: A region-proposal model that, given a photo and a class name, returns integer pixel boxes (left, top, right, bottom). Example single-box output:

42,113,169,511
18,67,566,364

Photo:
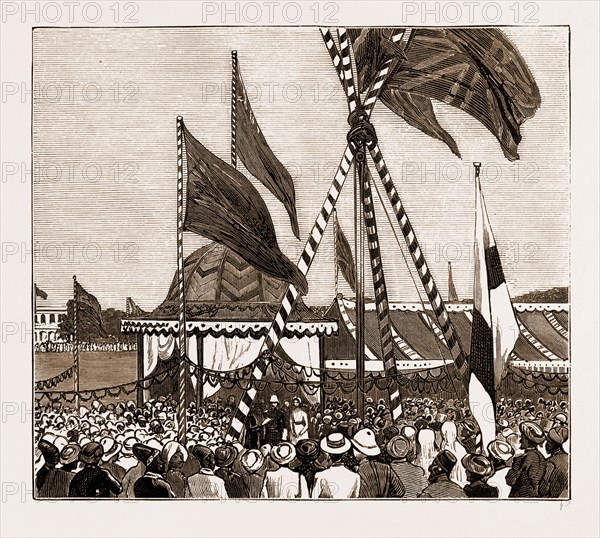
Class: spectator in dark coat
506,421,547,498
418,450,467,499
39,443,80,498
462,454,499,498
289,439,329,496
133,444,175,498
69,442,122,498
351,428,405,498
386,435,427,498
35,439,60,496
214,445,244,498
539,427,569,498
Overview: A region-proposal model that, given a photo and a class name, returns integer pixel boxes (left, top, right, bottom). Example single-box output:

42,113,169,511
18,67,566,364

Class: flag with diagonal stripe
469,170,519,453
235,58,300,239
334,217,356,293
182,121,308,295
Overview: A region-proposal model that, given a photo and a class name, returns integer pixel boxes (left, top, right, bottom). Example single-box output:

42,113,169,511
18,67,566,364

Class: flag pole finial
473,162,482,178
177,115,183,121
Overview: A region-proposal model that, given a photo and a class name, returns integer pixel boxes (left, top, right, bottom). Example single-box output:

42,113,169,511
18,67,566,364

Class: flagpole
333,210,339,295
354,149,365,424
176,115,188,444
72,275,80,413
231,50,238,169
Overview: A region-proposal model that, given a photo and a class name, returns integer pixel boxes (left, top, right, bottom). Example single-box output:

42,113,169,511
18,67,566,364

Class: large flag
334,216,356,293
348,28,541,160
469,170,519,453
35,284,47,300
182,122,308,295
75,281,107,337
235,59,301,239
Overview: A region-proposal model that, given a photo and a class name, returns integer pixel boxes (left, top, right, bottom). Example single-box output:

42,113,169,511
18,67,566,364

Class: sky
32,26,569,310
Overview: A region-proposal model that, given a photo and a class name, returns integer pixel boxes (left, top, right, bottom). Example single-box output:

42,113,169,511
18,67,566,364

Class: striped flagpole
176,115,188,443
72,275,80,413
225,50,398,442
337,28,358,113
231,50,238,168
333,209,339,295
369,144,468,381
362,169,403,419
354,150,365,422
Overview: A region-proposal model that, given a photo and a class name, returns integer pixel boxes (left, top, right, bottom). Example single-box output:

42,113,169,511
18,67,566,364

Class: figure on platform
288,396,309,444
262,395,285,446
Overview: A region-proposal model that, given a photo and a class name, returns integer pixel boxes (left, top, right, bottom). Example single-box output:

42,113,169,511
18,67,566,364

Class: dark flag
35,284,48,300
349,28,541,160
75,281,107,337
334,217,356,293
182,122,308,295
448,262,459,302
469,169,519,453
235,59,301,239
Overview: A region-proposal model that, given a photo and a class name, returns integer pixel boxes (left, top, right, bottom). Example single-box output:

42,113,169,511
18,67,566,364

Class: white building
34,306,67,343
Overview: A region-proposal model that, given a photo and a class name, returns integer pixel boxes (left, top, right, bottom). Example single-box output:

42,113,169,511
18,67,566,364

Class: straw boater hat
60,443,81,466
487,440,514,462
519,421,545,445
270,442,296,466
351,428,381,457
241,449,264,473
100,437,121,462
320,432,351,455
462,454,493,477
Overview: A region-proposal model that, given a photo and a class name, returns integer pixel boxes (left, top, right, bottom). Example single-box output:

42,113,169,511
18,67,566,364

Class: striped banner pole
333,209,339,295
176,115,188,443
231,50,238,168
368,144,468,381
362,169,403,419
354,149,365,422
72,275,80,413
225,52,399,442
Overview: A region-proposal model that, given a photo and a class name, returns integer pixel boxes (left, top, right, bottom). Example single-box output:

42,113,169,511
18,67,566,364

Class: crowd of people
35,341,137,353
34,393,569,499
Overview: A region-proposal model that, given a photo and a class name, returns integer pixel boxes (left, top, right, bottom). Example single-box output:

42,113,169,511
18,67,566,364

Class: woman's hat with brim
351,428,381,457
241,449,264,473
320,433,351,455
386,435,411,460
60,443,81,466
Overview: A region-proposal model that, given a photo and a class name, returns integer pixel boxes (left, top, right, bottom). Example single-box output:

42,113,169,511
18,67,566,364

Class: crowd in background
34,394,569,499
35,341,137,353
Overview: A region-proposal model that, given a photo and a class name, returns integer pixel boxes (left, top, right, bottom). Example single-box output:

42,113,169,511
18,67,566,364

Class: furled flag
334,215,356,294
235,58,301,239
348,28,541,160
35,284,48,300
182,122,308,295
448,262,459,302
468,165,519,453
75,281,107,337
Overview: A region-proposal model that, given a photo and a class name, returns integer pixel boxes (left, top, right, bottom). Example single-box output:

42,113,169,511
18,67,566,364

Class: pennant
235,59,301,239
334,216,356,294
35,284,48,300
468,168,519,453
182,122,308,295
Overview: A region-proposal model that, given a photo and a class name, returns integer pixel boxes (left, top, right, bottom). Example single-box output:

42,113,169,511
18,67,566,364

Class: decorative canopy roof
121,243,337,338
